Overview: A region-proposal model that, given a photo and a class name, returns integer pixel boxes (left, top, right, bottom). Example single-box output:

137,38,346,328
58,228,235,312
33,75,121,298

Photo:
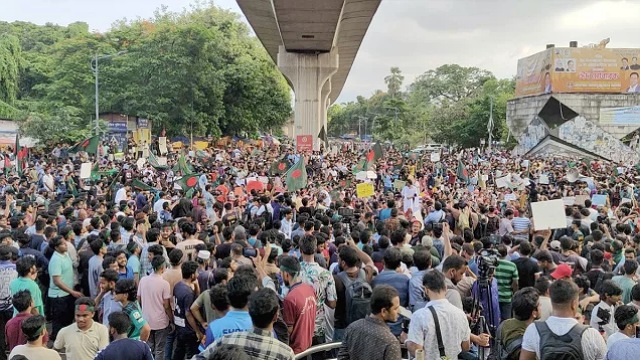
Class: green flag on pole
69,135,100,154
285,158,307,192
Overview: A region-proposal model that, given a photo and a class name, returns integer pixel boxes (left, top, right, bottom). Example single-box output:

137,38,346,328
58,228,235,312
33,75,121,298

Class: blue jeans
165,328,176,360
499,301,512,322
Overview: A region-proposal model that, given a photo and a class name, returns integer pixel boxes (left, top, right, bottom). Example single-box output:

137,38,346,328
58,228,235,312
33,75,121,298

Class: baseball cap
550,263,573,280
549,240,561,251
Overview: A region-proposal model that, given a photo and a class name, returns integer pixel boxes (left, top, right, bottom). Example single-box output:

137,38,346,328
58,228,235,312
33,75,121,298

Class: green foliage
0,2,291,143
333,64,514,148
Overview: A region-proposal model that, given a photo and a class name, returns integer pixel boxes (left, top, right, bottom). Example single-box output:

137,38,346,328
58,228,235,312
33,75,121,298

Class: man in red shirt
280,256,316,354
5,290,48,352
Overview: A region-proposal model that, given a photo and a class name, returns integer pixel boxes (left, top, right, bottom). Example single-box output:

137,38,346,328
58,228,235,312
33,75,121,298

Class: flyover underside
236,0,381,150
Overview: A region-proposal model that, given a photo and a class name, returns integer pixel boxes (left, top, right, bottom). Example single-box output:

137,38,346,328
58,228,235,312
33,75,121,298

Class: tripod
472,275,497,359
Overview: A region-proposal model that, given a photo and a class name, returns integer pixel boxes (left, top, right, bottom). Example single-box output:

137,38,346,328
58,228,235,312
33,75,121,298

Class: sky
4,0,640,103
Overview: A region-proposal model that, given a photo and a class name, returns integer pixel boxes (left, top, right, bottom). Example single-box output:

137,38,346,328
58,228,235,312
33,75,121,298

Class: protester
53,297,109,360
94,311,155,360
8,315,60,360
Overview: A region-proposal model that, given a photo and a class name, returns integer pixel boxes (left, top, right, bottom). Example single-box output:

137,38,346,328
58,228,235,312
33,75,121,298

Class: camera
477,250,499,279
243,248,257,258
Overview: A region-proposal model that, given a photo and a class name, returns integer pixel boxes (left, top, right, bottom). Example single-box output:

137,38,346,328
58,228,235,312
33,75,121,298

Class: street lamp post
91,51,127,135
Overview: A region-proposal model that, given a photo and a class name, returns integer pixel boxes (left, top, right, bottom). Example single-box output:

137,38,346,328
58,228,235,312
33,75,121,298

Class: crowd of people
1,137,640,360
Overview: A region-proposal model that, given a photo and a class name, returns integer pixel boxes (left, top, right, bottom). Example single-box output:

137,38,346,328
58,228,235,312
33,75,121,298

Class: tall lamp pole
487,97,494,150
91,51,127,135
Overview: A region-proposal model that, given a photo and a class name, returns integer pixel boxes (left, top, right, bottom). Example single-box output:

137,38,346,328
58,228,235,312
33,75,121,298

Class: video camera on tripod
470,248,500,356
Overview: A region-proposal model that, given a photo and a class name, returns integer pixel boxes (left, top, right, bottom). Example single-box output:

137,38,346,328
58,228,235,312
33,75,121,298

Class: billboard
515,49,553,97
515,47,640,97
600,105,640,125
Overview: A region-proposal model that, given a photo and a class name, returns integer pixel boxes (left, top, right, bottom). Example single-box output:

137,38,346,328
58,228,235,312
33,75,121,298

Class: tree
384,67,404,98
0,35,22,113
410,64,494,103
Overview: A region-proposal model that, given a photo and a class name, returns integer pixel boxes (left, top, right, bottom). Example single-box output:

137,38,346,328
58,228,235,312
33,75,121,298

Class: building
507,42,640,164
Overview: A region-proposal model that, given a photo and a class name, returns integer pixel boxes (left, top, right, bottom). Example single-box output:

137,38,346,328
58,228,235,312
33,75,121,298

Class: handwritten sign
356,183,374,198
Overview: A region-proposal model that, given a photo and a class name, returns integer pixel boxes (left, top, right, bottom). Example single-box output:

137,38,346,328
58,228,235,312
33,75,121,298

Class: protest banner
531,199,567,230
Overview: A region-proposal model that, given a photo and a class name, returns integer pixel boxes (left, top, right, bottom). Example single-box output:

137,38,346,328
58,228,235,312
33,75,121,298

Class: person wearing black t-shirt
95,312,153,360
513,241,541,289
172,261,201,360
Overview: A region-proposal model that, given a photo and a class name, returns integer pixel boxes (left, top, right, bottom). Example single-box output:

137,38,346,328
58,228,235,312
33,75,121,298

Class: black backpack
486,216,500,235
337,270,372,325
259,205,274,230
535,321,588,360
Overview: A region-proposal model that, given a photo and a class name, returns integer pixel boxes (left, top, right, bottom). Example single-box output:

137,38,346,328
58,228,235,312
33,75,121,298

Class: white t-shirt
407,298,470,360
607,331,629,350
590,301,617,337
521,316,607,360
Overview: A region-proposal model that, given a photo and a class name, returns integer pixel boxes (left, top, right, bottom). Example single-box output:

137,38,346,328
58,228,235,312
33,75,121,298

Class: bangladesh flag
352,150,375,174
148,151,169,170
177,173,201,198
69,135,100,154
14,134,27,176
131,179,159,192
270,158,290,176
91,162,118,180
457,159,469,183
373,143,384,161
172,154,194,174
285,159,307,192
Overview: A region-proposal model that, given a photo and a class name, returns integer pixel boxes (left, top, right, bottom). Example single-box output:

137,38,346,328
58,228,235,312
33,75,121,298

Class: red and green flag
177,173,201,198
373,142,384,161
270,158,290,176
69,135,100,154
131,179,159,193
14,134,27,176
91,162,118,180
285,159,307,192
457,159,469,183
352,149,375,174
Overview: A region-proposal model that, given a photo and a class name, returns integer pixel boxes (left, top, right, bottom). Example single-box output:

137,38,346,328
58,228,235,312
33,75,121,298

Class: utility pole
91,51,127,135
488,97,494,150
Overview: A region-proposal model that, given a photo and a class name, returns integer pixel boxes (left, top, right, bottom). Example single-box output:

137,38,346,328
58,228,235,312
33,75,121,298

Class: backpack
486,216,500,235
474,215,488,240
535,321,588,360
260,205,274,230
492,323,523,360
337,270,372,325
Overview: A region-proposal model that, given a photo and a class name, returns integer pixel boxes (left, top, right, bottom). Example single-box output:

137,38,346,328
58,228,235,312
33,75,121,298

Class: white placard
562,197,576,206
504,193,517,202
258,176,269,184
159,137,167,155
136,158,146,170
80,162,92,179
496,175,511,188
158,157,167,166
495,170,502,178
188,151,195,157
621,198,632,205
531,199,567,230
481,175,489,181
538,174,549,185
430,152,441,162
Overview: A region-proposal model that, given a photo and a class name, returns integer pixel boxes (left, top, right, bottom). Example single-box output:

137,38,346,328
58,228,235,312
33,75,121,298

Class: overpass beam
278,46,338,151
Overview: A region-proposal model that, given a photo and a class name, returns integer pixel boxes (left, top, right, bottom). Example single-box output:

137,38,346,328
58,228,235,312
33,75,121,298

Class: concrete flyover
236,0,382,150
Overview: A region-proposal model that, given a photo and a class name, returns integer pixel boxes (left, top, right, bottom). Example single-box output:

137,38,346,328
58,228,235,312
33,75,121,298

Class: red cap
551,263,573,280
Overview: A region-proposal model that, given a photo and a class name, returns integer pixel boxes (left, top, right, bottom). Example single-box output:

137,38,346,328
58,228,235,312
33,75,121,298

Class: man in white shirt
114,184,130,204
401,180,419,213
520,279,607,360
607,305,640,350
407,270,470,359
590,280,622,338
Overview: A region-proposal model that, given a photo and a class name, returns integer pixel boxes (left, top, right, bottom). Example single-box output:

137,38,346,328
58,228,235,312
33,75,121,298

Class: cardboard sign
430,152,440,162
531,199,567,230
591,194,608,207
562,197,576,206
356,183,374,198
393,180,406,190
80,162,92,179
296,135,313,152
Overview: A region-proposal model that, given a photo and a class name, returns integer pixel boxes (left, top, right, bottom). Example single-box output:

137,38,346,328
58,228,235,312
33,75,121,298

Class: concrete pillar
278,46,338,151
320,78,332,150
